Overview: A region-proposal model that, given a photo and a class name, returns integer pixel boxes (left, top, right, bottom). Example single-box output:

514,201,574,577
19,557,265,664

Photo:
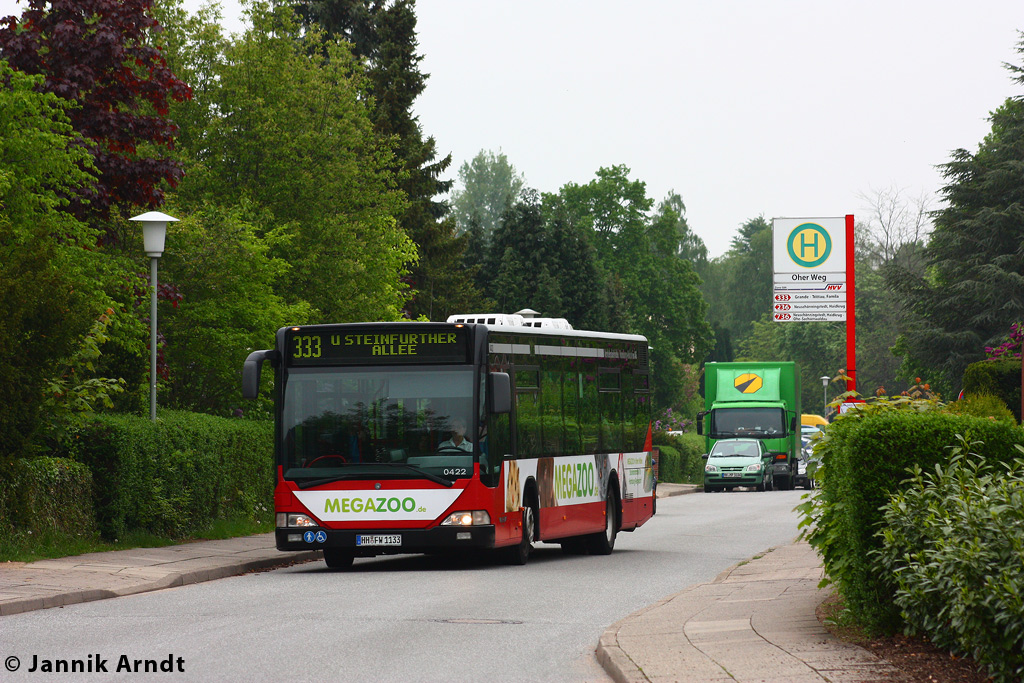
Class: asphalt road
1,489,806,682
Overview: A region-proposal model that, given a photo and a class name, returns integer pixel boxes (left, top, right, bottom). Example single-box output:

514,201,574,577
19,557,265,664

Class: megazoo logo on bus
553,461,597,500
294,489,463,522
286,326,469,366
325,496,420,514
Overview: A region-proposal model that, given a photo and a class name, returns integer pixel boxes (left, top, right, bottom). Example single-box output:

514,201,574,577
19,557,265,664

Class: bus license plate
356,534,402,547
723,473,742,478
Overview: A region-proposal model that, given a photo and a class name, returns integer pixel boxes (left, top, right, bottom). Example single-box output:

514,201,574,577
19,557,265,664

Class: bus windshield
281,366,476,481
710,407,787,438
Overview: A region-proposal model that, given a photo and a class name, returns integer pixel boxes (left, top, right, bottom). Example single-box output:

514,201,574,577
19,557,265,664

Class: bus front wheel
505,502,536,565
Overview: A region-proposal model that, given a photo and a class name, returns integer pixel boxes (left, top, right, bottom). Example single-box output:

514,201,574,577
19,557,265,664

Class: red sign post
845,214,856,393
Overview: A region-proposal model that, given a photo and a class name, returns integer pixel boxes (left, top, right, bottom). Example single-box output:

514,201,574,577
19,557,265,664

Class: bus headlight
440,510,490,526
287,513,317,527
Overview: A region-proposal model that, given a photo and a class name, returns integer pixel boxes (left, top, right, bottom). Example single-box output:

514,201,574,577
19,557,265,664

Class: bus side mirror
488,372,511,414
242,349,278,400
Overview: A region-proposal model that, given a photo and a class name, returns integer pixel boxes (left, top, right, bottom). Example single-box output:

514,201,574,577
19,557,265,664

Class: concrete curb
0,551,322,616
598,594,682,683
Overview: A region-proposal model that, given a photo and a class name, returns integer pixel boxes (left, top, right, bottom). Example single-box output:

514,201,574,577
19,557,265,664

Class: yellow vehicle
801,414,828,429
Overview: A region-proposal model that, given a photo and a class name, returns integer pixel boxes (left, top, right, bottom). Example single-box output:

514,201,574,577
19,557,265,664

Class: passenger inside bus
347,421,371,462
309,418,369,466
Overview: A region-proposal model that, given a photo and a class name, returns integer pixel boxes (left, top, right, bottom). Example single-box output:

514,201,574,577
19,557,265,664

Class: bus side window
580,361,600,454
599,369,623,452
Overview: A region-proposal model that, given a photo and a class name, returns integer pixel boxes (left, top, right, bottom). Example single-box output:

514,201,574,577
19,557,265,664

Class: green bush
63,410,274,539
943,392,1016,423
653,432,704,483
0,456,97,552
800,404,1024,632
876,445,1024,682
962,359,1021,422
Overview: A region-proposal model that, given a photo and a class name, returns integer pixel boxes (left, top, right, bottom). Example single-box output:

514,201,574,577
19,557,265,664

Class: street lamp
130,211,178,421
820,375,830,416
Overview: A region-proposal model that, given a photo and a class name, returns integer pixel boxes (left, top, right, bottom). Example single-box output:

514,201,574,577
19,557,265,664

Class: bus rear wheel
587,494,618,555
323,548,354,570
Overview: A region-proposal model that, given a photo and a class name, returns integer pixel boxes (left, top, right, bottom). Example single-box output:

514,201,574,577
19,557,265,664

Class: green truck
697,361,802,490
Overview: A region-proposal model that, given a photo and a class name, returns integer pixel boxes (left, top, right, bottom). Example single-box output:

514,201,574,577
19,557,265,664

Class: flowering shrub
985,322,1023,360
902,377,937,400
652,407,693,434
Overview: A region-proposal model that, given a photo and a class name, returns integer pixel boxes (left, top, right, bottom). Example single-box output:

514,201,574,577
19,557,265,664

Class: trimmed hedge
803,406,1024,632
962,358,1022,421
0,457,96,547
63,411,274,540
653,432,705,483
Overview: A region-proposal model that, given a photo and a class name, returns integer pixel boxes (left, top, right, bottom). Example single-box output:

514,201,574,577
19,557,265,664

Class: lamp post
130,211,178,421
820,375,830,417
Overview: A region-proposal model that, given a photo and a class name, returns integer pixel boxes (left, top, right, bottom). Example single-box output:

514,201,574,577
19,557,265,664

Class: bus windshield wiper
297,472,371,489
378,462,454,487
297,464,453,489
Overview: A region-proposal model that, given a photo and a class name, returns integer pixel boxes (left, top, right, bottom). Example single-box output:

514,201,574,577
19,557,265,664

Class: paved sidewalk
0,535,320,616
598,483,898,682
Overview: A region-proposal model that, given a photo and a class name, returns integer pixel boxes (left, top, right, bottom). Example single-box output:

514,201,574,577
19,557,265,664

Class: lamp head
131,211,179,258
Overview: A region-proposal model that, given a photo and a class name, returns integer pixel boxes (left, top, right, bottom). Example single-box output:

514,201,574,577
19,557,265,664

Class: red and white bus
242,314,656,569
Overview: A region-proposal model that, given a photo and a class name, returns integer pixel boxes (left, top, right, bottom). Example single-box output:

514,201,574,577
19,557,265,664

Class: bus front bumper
275,525,496,556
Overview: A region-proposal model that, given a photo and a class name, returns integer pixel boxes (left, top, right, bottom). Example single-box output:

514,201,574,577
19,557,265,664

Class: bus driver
438,417,472,451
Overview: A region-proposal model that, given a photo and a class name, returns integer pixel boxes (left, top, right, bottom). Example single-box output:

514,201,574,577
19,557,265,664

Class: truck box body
700,362,802,489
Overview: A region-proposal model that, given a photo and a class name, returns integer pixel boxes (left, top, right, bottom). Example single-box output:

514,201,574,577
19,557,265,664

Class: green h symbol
799,231,820,259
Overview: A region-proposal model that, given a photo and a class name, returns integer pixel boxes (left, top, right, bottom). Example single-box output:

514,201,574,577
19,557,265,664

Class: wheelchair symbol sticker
315,531,327,543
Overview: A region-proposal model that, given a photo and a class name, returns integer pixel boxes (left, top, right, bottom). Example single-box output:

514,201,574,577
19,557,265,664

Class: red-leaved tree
0,0,191,240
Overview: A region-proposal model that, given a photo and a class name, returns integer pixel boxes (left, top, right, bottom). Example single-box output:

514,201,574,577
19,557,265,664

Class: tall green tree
542,208,609,331
0,61,105,457
700,215,774,345
450,149,526,245
158,203,311,415
549,167,713,408
652,191,708,266
642,191,713,408
890,36,1024,395
483,190,550,313
166,1,415,323
295,0,484,320
479,189,606,328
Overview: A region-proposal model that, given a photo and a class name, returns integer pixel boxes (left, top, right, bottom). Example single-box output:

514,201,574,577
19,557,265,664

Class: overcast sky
2,1,1021,257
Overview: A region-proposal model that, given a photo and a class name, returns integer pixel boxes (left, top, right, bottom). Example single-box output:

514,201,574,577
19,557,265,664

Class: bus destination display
287,327,469,365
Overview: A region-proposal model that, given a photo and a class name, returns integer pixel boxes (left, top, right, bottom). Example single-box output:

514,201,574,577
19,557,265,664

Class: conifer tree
890,35,1024,393
296,0,486,319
